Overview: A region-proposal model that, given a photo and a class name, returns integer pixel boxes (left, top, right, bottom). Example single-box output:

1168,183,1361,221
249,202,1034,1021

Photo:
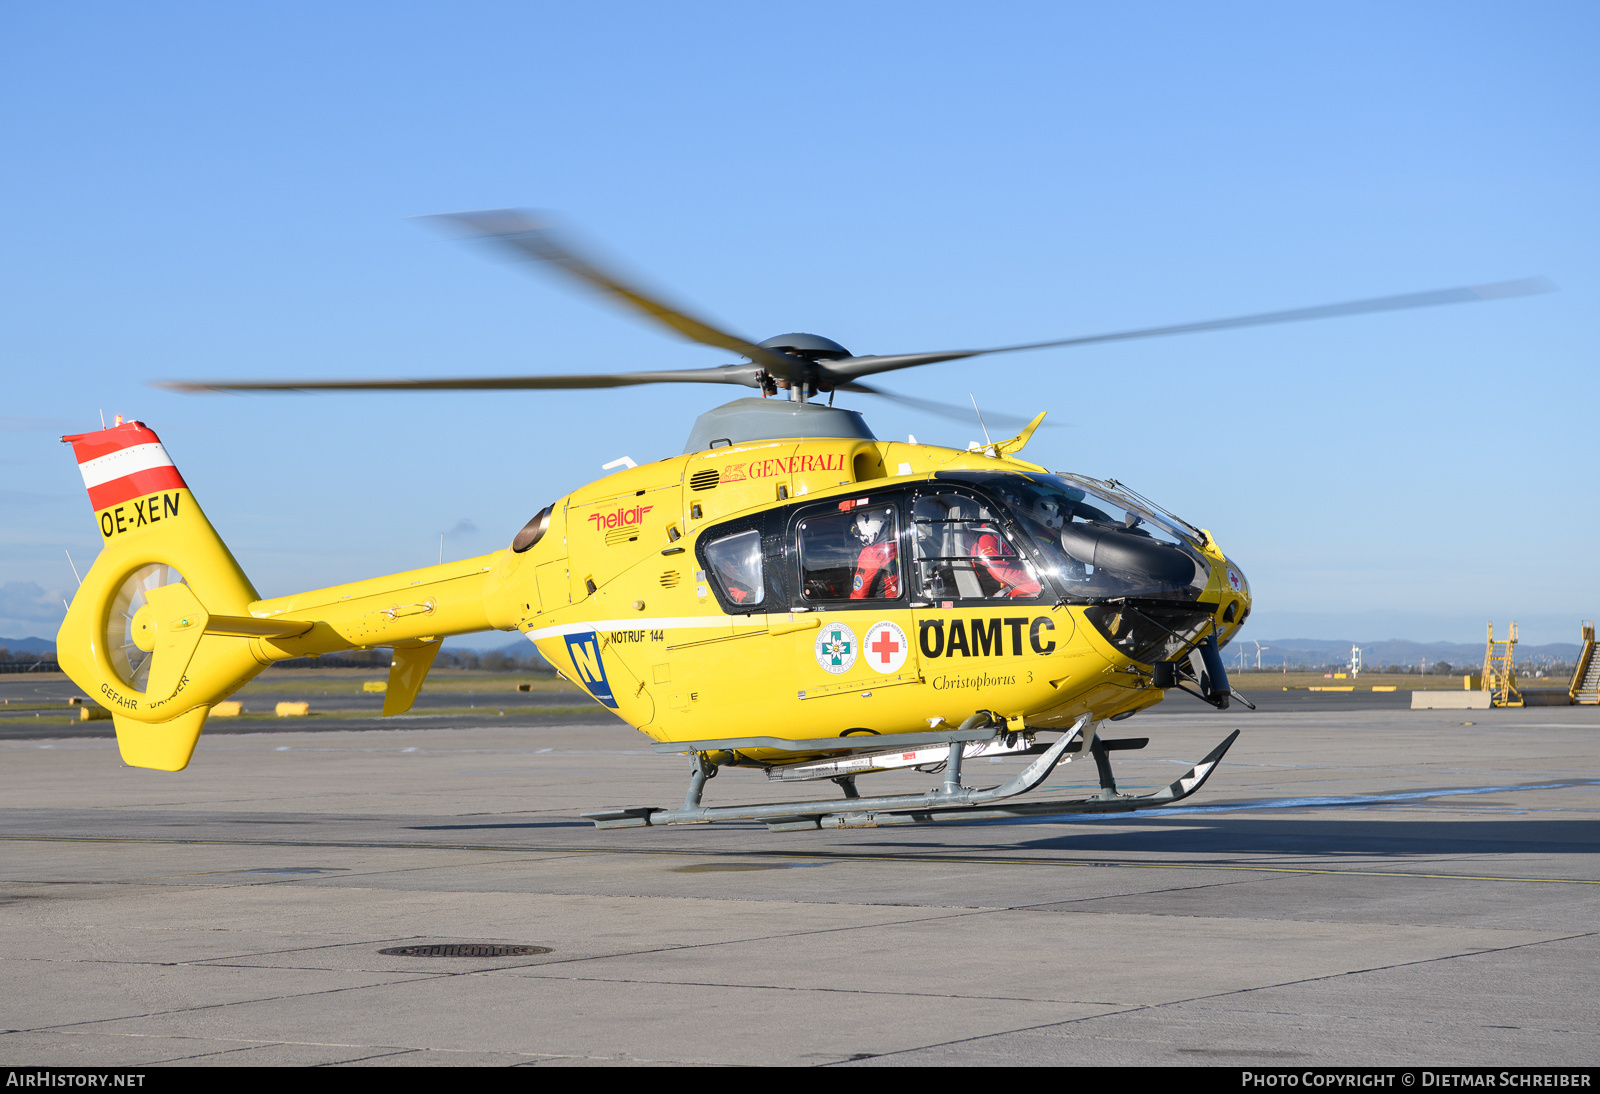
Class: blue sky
3,2,1595,646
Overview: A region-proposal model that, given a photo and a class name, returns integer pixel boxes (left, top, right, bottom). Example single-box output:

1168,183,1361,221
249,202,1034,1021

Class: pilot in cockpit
977,492,1049,597
849,507,899,599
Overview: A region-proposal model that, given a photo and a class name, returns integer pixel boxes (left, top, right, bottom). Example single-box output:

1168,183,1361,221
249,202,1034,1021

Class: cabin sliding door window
797,500,902,604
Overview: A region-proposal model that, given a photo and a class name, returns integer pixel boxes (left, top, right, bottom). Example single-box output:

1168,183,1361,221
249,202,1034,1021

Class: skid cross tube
1089,736,1149,798
682,752,716,811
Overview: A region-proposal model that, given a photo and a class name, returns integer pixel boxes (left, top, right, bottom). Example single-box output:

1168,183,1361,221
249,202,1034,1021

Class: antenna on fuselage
969,393,993,447
968,393,998,455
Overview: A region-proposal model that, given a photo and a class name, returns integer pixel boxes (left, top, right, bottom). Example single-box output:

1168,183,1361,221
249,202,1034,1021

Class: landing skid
583,716,1240,832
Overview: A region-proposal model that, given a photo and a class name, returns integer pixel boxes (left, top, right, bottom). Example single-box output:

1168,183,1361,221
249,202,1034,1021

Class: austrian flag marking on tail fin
62,422,188,513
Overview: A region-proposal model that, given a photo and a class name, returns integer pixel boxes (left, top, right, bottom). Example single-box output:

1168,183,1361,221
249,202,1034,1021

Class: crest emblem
814,623,858,675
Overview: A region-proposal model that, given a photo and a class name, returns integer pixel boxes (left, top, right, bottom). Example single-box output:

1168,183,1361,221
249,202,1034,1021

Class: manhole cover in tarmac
379,944,552,958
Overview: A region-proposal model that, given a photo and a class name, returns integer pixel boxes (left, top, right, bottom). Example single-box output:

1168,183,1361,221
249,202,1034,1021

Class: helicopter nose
1221,560,1251,624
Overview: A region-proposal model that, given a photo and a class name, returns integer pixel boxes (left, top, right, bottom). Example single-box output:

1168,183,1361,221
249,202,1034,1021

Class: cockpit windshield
1051,473,1204,547
936,472,1211,602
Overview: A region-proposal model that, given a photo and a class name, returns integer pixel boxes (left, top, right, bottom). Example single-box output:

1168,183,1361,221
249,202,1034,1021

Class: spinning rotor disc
155,209,1556,431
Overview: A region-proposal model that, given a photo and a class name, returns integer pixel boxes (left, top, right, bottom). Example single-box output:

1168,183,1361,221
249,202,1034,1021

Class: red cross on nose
871,631,900,663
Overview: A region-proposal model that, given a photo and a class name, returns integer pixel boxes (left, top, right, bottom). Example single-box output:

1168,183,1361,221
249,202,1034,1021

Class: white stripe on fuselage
524,616,772,641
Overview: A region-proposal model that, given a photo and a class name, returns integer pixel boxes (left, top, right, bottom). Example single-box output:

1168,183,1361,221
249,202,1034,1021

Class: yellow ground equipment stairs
1571,622,1598,705
1482,622,1522,708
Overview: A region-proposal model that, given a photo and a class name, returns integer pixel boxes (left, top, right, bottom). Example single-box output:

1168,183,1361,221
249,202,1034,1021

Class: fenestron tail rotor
106,564,186,693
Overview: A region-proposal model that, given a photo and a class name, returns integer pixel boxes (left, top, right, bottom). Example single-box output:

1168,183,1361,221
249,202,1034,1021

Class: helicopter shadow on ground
405,821,594,830
971,814,1600,859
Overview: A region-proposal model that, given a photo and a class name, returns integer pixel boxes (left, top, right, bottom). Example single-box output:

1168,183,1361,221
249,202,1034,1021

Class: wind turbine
1252,641,1270,670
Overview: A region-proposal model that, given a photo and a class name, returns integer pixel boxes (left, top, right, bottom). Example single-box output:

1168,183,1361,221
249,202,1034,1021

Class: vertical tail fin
58,421,270,771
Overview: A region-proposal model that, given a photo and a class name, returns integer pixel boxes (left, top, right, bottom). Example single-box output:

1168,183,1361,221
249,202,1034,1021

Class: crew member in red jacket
975,525,1041,597
850,507,899,599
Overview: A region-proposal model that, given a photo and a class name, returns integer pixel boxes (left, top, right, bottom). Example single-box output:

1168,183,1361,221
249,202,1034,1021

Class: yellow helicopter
54,213,1551,831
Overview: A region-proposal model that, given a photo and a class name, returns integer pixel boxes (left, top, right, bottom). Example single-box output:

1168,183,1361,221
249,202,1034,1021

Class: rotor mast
755,333,853,405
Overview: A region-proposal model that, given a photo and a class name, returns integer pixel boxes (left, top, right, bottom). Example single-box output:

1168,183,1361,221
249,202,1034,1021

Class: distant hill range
1238,638,1582,670
0,637,58,658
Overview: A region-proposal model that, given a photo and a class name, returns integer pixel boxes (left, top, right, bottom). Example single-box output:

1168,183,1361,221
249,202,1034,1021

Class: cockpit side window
704,529,765,607
796,497,904,605
910,491,1044,601
929,472,1210,602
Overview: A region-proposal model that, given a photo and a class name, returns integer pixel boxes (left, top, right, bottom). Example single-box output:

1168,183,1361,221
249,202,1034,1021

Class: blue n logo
564,631,618,709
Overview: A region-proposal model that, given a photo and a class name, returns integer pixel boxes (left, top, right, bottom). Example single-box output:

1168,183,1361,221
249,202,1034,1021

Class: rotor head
756,333,852,361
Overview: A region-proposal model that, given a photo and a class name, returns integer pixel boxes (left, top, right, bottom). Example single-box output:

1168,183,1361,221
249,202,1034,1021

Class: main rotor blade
156,364,767,394
821,276,1557,383
838,382,1063,431
425,209,806,380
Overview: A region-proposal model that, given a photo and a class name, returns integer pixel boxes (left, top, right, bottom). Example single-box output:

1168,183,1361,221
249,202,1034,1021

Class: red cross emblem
871,630,900,664
863,621,908,675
